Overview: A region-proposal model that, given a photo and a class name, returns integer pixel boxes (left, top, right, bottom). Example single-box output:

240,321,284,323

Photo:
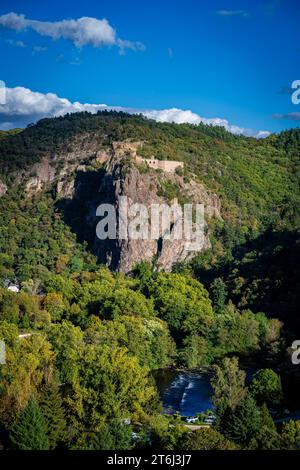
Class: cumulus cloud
32,45,48,54
0,12,144,52
273,112,300,120
142,108,202,125
0,85,269,138
6,38,26,47
142,108,269,137
255,130,272,139
216,10,249,17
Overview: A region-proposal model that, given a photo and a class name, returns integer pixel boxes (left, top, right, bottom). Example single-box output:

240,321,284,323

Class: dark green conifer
10,397,49,450
39,383,67,449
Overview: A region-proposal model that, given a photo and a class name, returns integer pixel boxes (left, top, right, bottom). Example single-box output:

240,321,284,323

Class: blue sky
0,0,299,135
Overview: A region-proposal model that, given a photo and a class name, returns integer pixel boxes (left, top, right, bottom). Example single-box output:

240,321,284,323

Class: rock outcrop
92,141,221,272
13,138,222,273
0,180,7,197
25,157,56,195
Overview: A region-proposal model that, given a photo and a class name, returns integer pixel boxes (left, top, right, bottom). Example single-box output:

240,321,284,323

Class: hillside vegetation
0,112,299,450
0,112,299,231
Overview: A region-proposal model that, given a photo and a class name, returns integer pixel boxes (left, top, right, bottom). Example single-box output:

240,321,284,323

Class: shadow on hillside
55,169,120,269
194,228,300,329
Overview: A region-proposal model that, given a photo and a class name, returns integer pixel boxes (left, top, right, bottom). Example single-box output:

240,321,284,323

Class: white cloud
0,12,144,52
0,85,270,138
216,10,249,17
142,108,269,137
255,130,272,138
0,121,14,130
117,39,145,55
142,108,202,125
6,38,26,47
32,45,48,54
273,112,300,121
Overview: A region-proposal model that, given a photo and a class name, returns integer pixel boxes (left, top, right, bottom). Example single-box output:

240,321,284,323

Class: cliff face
13,138,221,273
92,142,221,272
0,180,7,196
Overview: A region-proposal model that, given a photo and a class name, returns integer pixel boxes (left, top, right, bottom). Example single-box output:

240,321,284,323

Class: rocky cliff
97,142,221,272
7,137,221,273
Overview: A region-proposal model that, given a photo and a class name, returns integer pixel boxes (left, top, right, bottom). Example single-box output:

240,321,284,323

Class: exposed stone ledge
0,180,7,197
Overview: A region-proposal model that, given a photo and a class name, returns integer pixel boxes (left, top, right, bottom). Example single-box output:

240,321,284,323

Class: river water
156,367,300,421
155,369,214,416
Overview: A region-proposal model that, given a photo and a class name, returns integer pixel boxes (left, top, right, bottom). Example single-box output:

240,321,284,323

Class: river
155,369,214,416
156,368,300,422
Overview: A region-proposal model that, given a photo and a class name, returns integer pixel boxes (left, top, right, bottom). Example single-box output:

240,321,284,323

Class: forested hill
0,112,300,451
0,112,299,328
0,111,299,233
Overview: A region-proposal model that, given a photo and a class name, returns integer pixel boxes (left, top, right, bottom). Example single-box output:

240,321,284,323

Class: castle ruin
97,142,184,174
135,155,184,174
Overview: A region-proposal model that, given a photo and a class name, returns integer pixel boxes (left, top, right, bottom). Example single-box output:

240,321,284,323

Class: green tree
179,427,237,450
281,420,300,449
85,315,176,370
147,415,186,451
214,303,260,356
212,357,247,412
180,335,211,368
67,344,158,431
250,369,282,406
48,320,84,385
69,256,84,273
10,397,50,450
101,288,154,319
43,292,66,322
39,383,67,449
225,395,261,448
210,277,227,312
133,261,154,293
149,273,214,337
0,322,54,427
256,403,279,450
89,419,133,450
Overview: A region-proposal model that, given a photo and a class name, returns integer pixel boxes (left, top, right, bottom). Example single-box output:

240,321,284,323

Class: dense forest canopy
0,112,299,451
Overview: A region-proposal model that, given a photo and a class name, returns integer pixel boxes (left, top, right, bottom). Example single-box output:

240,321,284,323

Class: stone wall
136,155,184,173
110,142,184,174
